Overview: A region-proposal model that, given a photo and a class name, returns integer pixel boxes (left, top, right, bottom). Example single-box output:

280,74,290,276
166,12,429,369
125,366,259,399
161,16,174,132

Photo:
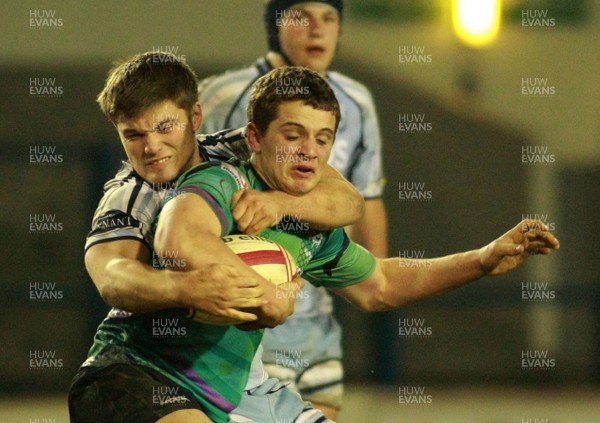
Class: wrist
474,247,490,277
166,270,193,309
270,190,294,218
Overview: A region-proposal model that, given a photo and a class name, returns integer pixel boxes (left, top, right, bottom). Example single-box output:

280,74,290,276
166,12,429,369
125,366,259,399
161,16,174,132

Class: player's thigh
69,363,205,423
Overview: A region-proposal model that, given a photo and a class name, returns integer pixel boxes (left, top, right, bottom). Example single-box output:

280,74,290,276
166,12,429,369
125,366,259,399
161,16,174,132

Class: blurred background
1,0,598,421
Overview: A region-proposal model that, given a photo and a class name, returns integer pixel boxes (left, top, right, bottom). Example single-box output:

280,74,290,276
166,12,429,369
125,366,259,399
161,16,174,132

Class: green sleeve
303,229,377,288
173,161,249,237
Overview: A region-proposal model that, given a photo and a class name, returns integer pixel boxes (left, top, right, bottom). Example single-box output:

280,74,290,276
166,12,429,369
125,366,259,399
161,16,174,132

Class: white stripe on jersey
86,128,251,251
85,161,165,251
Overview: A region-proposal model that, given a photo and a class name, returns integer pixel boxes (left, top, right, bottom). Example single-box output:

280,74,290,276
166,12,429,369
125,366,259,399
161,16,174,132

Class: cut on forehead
115,99,191,129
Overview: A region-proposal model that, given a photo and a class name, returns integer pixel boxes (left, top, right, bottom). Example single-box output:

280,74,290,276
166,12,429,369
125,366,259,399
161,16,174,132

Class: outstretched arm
85,239,265,320
154,192,298,327
333,220,560,312
231,164,365,235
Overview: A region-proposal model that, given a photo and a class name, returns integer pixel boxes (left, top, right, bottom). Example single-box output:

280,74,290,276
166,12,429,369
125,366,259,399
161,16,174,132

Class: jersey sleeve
302,229,377,288
173,161,249,237
352,90,385,199
85,179,159,252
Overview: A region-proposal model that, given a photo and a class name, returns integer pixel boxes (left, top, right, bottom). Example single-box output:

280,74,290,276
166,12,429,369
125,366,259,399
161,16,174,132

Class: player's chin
291,182,317,196
146,169,178,185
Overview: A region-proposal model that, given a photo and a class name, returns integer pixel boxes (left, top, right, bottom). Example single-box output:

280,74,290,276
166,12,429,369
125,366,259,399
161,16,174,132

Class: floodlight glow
452,0,501,48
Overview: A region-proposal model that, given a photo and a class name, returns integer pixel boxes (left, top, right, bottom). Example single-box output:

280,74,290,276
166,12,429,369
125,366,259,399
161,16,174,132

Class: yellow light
452,0,501,48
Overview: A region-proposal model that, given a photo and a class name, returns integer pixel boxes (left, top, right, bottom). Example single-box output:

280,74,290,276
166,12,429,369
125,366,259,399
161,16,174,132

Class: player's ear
191,102,203,132
246,122,262,153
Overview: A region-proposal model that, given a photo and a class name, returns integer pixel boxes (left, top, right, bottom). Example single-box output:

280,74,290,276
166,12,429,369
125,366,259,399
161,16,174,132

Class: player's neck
249,156,276,191
266,51,328,77
266,51,287,69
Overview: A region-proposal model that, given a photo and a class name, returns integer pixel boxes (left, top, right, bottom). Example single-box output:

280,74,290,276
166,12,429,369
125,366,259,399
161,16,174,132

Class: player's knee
309,401,339,421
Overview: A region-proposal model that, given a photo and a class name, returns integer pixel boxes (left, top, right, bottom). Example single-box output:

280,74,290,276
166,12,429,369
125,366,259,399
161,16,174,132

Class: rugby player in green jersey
154,66,560,423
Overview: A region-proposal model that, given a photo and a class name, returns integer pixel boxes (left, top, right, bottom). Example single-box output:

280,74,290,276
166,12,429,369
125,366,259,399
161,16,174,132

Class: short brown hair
97,51,198,123
247,67,341,134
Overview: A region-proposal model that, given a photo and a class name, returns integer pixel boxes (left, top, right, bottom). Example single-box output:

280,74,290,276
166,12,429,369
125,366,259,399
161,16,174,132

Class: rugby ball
187,234,298,325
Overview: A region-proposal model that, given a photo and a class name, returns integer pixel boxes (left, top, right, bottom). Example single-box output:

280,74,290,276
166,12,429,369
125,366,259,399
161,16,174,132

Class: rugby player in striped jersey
68,52,363,423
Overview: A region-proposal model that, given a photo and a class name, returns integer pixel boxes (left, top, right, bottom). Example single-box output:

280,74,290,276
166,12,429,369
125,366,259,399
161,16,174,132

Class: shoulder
198,62,262,101
100,162,162,215
86,162,163,250
327,70,375,105
177,160,250,192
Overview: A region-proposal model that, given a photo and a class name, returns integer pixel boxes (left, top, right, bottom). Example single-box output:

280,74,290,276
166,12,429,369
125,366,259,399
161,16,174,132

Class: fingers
232,190,278,234
232,190,249,226
220,308,259,323
517,220,560,254
245,215,276,235
235,208,255,233
524,230,560,250
212,264,264,288
231,189,244,209
519,219,549,233
222,287,268,308
494,242,522,257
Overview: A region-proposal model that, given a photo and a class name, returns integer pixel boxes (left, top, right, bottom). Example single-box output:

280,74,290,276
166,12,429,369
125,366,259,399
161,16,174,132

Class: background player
157,66,560,423
68,52,363,423
198,1,387,418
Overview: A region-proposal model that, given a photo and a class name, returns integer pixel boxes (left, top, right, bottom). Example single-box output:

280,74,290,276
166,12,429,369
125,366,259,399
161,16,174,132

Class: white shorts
229,378,334,423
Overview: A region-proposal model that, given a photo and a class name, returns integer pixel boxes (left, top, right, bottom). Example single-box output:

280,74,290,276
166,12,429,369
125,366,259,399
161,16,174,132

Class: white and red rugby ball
187,234,298,325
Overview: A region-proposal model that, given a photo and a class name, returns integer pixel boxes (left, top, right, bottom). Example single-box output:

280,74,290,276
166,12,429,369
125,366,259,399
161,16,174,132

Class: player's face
116,100,202,184
278,3,340,74
249,100,336,195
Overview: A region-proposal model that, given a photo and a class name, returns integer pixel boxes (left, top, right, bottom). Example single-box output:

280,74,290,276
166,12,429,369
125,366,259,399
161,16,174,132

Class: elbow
354,285,389,313
96,279,122,309
97,261,128,309
354,283,412,312
343,191,365,224
354,194,366,221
